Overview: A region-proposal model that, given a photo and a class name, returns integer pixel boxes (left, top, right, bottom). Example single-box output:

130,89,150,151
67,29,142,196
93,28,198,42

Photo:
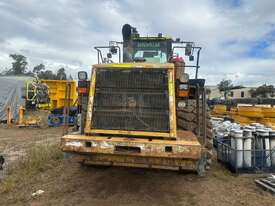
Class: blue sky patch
246,40,269,58
230,0,242,7
215,0,242,8
245,29,275,58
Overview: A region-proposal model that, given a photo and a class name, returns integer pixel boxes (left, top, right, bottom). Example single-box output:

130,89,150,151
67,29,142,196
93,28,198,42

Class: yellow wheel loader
61,24,212,175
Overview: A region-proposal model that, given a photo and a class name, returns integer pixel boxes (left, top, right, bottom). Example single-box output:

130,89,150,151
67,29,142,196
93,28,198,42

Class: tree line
217,79,275,99
0,54,67,80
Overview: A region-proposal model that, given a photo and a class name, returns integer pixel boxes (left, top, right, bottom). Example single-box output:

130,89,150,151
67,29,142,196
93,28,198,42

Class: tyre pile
177,100,213,168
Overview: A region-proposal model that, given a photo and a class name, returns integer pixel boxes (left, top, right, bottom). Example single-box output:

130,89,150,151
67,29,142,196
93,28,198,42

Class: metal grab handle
94,45,121,64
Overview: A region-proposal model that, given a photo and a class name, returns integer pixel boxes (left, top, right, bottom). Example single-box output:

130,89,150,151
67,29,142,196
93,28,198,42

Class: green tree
33,64,45,73
9,54,28,75
250,84,275,98
205,88,211,99
38,70,56,80
217,79,233,99
56,67,66,80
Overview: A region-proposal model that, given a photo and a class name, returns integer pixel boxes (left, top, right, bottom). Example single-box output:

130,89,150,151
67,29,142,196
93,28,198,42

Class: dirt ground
0,126,274,206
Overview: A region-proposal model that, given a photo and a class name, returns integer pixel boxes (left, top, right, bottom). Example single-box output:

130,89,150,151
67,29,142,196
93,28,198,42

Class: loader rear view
61,24,212,175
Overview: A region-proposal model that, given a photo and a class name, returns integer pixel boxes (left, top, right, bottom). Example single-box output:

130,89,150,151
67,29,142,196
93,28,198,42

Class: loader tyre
177,99,213,167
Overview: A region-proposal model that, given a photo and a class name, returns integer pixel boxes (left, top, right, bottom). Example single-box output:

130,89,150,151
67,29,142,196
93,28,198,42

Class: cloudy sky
0,0,275,86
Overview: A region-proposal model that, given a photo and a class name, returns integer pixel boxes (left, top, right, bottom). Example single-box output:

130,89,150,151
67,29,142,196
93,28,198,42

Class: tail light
178,90,189,97
177,83,189,97
77,87,88,94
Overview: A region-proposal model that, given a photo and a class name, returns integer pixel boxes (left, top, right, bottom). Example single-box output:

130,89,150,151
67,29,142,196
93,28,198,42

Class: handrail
172,46,202,79
94,45,121,64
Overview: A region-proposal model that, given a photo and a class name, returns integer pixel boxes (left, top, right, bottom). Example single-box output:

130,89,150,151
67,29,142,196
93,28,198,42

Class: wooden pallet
18,124,40,128
255,176,275,194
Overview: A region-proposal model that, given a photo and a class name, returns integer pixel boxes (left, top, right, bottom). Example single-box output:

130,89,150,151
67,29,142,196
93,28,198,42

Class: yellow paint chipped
93,63,174,69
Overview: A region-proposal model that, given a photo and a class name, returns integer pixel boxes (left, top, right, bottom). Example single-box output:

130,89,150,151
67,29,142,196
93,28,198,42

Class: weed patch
0,143,63,193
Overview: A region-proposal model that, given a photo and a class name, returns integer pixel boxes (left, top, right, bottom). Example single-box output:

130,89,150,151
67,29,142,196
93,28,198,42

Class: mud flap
197,152,207,176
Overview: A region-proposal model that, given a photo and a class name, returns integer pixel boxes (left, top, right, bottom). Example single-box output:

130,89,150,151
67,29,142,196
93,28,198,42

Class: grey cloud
0,0,275,85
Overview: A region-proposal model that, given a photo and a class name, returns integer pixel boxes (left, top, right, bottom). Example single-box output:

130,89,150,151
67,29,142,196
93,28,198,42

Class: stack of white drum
230,123,275,169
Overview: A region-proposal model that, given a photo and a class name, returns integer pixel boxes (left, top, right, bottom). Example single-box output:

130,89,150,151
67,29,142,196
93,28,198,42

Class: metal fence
216,138,275,173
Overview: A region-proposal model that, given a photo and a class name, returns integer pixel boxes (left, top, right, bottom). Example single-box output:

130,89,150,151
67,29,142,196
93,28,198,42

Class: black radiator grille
92,69,170,132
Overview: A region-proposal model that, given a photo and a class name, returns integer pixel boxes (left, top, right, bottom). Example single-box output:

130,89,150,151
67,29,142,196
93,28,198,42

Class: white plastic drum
235,130,243,168
256,129,266,150
243,129,252,168
230,130,236,165
250,123,259,127
257,129,271,167
265,137,271,167
269,131,275,166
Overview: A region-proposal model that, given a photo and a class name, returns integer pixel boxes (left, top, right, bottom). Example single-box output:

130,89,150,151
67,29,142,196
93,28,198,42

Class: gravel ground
0,126,274,206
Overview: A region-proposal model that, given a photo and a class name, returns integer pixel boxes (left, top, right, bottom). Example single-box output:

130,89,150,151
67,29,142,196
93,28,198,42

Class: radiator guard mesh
91,69,170,132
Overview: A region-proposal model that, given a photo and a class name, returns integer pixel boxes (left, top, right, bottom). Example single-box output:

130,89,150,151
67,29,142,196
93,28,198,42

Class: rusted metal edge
62,134,201,146
71,153,198,171
93,63,175,69
61,134,201,160
86,129,172,138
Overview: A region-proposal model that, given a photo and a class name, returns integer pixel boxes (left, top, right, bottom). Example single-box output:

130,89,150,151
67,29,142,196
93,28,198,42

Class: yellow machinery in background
23,79,50,109
41,80,77,109
212,104,275,129
212,104,227,116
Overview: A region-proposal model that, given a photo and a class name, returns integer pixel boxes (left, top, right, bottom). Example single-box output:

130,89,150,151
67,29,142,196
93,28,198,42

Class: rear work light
78,71,88,80
177,100,186,108
177,83,189,97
